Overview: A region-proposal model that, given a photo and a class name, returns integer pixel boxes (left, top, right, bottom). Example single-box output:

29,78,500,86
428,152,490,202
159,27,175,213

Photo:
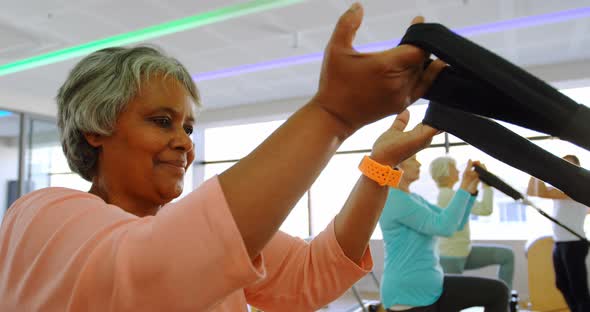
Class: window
26,119,91,193
202,104,436,239
204,120,284,161
201,86,590,241
445,144,551,240
28,142,91,192
340,102,445,152
442,86,590,240
0,111,19,223
315,104,443,239
309,146,447,239
561,86,590,106
203,120,310,238
309,153,363,237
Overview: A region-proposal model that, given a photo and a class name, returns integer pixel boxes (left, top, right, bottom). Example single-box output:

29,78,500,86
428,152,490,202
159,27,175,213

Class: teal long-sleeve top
379,188,475,309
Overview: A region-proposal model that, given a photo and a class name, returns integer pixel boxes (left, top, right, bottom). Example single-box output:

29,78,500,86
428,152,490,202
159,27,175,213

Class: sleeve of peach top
244,220,373,312
0,176,264,311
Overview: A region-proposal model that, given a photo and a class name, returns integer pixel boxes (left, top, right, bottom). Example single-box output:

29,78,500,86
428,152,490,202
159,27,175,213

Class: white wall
0,141,19,223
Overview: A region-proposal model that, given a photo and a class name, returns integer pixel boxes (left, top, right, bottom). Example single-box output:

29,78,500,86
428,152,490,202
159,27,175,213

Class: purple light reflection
193,7,590,81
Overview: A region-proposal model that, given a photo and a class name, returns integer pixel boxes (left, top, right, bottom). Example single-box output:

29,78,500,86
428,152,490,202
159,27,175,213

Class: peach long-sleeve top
0,177,372,311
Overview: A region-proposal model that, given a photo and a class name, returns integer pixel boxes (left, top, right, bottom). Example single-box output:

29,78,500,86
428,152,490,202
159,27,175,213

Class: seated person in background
527,154,590,312
379,155,509,312
430,156,514,289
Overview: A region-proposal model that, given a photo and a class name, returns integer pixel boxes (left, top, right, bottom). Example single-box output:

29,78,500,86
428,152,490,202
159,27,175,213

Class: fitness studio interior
1,1,589,311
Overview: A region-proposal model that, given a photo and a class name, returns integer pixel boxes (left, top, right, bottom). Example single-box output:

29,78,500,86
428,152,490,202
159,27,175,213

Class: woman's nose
170,128,193,152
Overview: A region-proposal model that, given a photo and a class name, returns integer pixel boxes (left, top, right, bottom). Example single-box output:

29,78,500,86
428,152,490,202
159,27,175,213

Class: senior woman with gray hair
430,156,515,289
0,4,445,311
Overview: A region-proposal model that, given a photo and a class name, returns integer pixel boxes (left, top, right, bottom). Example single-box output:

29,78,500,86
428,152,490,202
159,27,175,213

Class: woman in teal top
379,155,508,312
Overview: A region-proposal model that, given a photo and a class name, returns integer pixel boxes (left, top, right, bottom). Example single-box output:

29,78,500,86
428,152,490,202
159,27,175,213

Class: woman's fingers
327,2,364,51
390,110,410,131
411,16,425,25
411,59,446,102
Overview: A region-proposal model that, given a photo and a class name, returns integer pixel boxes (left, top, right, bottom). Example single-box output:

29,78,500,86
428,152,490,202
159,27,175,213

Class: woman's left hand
370,110,439,166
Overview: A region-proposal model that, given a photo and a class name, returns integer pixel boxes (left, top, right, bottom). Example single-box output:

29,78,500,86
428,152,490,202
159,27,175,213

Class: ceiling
0,0,589,123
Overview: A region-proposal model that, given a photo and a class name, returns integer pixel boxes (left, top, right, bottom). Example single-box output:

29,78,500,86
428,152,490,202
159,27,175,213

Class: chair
349,271,382,312
525,235,569,312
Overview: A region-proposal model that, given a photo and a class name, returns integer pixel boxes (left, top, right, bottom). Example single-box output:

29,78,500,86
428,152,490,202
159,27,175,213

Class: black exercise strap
400,23,590,151
473,164,589,243
423,101,590,208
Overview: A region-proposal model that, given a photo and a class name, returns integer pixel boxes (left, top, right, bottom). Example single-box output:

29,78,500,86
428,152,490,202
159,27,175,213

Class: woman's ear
84,133,104,148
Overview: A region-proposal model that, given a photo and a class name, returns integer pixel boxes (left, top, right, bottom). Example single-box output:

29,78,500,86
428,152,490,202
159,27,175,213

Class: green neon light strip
0,0,303,77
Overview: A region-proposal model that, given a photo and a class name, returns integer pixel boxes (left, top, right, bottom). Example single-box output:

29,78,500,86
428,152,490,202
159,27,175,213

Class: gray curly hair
429,156,456,184
56,45,200,181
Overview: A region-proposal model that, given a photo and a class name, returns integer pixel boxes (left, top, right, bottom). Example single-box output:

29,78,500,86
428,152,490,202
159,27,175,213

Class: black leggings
553,241,590,312
386,275,508,312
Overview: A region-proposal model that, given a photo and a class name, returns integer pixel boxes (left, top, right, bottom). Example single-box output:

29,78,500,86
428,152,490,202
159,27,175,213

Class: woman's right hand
311,2,445,133
459,160,481,194
219,3,445,260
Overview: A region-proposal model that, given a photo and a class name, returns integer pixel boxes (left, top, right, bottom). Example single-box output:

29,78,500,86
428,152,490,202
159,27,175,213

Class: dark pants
440,244,515,289
553,240,590,312
386,275,508,312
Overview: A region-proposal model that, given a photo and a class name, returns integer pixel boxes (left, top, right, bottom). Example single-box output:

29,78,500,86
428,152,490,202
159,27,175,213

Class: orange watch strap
358,155,403,187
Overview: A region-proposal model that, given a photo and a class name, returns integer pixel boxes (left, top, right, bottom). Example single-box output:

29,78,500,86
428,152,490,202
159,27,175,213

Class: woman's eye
184,126,194,135
152,117,171,127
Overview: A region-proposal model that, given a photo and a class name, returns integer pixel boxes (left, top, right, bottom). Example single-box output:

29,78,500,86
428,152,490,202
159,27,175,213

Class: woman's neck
438,179,456,189
397,180,411,193
89,180,160,217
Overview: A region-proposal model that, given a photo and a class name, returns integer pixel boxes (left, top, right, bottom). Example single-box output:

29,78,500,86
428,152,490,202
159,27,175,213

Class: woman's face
448,162,459,185
400,155,421,183
89,75,196,208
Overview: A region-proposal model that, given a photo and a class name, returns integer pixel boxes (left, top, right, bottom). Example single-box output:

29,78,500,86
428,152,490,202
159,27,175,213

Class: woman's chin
156,182,184,203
